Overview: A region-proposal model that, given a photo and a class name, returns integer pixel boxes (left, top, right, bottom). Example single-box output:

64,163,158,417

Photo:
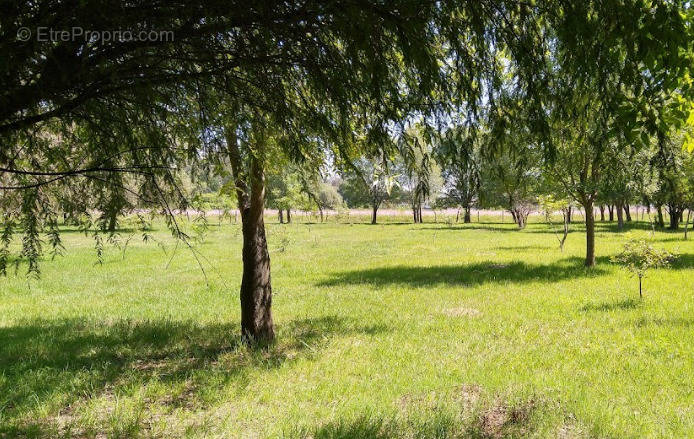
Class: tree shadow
634,317,694,328
0,316,388,437
318,257,607,288
494,245,554,251
418,225,523,233
668,253,694,270
580,298,641,312
593,222,653,233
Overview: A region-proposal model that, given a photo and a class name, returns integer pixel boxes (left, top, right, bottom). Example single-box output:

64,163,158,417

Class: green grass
1,215,693,438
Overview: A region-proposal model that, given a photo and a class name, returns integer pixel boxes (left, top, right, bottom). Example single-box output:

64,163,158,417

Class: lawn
1,215,693,438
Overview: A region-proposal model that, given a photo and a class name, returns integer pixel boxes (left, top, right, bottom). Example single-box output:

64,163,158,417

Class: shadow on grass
0,315,387,437
318,257,608,288
580,298,641,312
635,317,694,328
494,244,555,251
418,225,522,233
417,221,673,235
668,253,694,270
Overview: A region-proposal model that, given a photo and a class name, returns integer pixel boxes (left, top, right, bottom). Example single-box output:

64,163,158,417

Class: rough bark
511,207,529,229
226,128,274,343
616,201,624,230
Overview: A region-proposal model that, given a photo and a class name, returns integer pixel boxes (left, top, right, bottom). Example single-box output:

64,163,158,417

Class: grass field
1,214,693,438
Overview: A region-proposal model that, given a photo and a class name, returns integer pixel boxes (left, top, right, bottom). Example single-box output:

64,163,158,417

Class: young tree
612,239,673,298
538,194,572,252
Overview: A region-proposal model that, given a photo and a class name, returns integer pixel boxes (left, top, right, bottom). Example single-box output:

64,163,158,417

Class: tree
338,157,398,224
266,167,308,224
538,195,572,252
612,239,673,298
478,112,541,230
436,126,481,223
651,129,694,230
1,1,691,342
547,90,609,266
398,127,442,223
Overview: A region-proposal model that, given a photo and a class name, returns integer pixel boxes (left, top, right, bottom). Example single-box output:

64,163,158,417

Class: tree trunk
226,127,274,343
639,276,642,299
608,204,614,222
567,206,572,224
616,201,624,230
278,209,284,224
286,209,291,223
107,211,118,232
599,205,605,222
371,203,378,224
583,200,595,267
512,208,528,229
669,212,680,230
669,209,680,230
624,204,632,222
463,206,471,223
656,205,665,228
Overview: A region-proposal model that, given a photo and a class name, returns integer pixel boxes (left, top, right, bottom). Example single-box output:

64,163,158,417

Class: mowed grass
1,214,693,438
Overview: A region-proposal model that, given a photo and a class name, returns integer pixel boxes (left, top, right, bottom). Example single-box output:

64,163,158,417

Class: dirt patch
557,424,584,438
478,398,536,438
458,384,482,408
441,307,481,318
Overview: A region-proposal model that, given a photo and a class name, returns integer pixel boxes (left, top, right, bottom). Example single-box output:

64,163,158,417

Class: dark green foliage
0,0,692,274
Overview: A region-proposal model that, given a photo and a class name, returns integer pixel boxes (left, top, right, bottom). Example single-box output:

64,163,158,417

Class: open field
1,215,693,438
